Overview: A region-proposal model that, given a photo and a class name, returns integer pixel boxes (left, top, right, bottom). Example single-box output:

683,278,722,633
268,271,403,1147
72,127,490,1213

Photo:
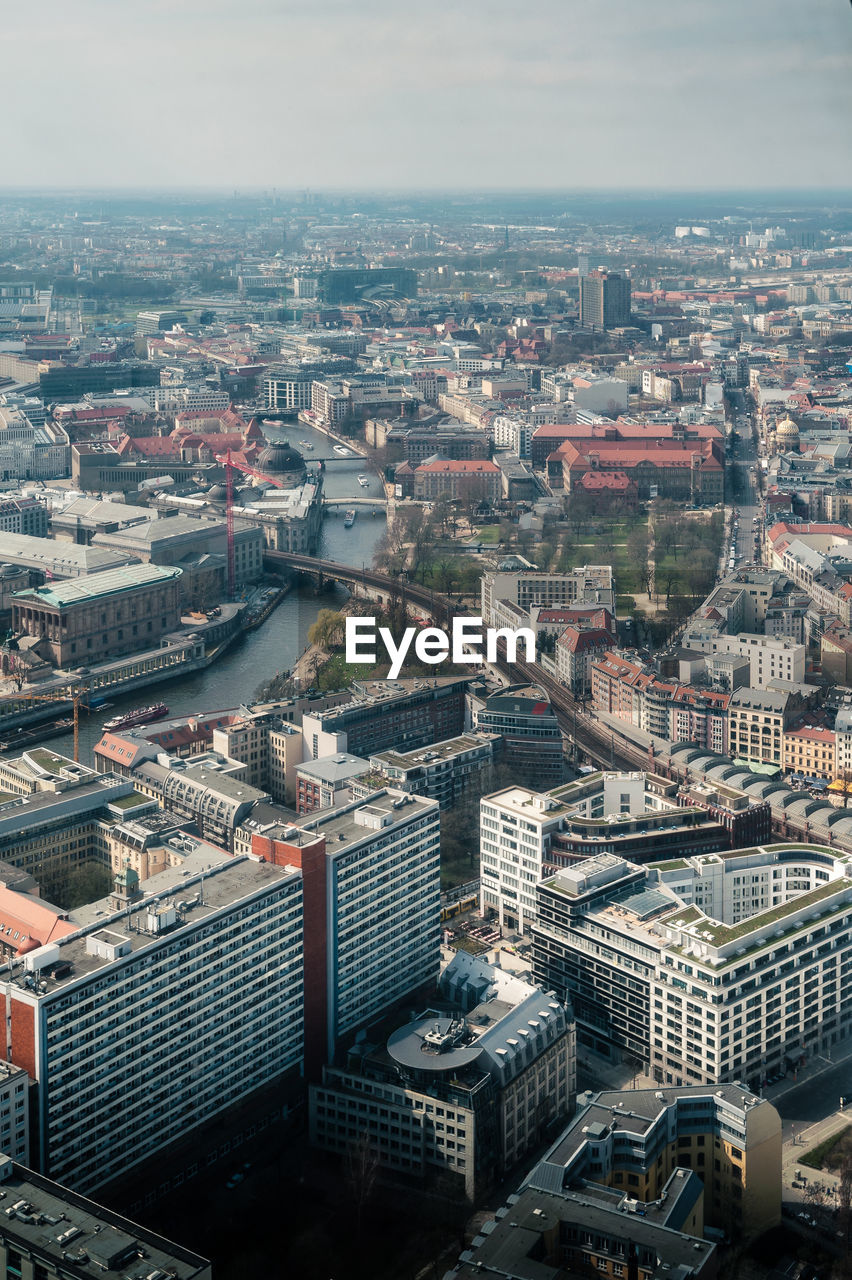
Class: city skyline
5,0,851,191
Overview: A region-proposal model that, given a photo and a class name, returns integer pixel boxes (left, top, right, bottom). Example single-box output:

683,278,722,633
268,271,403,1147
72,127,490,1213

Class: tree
307,608,345,651
345,1132,380,1235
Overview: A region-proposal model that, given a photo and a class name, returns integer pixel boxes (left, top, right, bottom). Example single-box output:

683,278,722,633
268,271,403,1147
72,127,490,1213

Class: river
49,418,388,762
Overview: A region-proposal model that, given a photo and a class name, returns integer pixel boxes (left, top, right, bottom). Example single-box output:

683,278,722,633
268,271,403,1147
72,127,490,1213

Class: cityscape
0,4,851,1280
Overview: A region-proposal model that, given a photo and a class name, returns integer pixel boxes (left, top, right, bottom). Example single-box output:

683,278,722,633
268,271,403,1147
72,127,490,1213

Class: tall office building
579,270,631,330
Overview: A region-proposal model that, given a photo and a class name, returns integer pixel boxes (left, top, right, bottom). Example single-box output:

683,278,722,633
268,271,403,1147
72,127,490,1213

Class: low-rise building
310,952,575,1199
295,752,368,814
354,731,500,810
0,1158,211,1280
413,458,501,504
482,567,615,626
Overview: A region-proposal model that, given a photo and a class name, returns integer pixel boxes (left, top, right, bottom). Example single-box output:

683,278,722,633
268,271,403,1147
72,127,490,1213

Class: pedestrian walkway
762,1030,852,1107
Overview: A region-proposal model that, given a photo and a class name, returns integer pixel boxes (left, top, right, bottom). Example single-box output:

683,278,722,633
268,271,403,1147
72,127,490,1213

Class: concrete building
310,952,575,1199
0,531,133,580
533,843,852,1093
446,1177,717,1280
782,723,836,781
472,686,565,789
295,752,368,814
534,1083,779,1242
481,567,616,627
90,512,263,591
727,686,812,769
680,623,806,689
354,732,500,809
413,458,501,505
554,626,613,697
0,849,305,1195
580,271,631,330
132,756,269,850
0,497,48,538
0,1159,211,1280
12,564,183,667
479,773,746,936
0,1063,30,1166
245,789,440,1074
0,408,69,480
0,750,145,898
301,677,469,760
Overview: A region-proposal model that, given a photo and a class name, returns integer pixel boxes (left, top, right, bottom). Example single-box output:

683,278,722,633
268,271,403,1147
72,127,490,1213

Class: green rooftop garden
109,792,151,811
688,878,847,947
26,749,70,773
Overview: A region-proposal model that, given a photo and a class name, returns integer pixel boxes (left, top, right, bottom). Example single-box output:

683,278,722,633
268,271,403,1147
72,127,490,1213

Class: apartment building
0,497,48,538
727,686,812,768
782,724,836,781
353,732,500,809
0,849,305,1196
481,567,616,627
0,1159,211,1280
310,952,574,1199
480,774,739,936
244,789,441,1073
533,844,852,1095
533,1083,779,1242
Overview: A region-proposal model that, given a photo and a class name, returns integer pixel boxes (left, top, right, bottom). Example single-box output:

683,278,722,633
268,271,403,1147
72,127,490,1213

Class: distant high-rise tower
580,270,631,330
577,253,590,278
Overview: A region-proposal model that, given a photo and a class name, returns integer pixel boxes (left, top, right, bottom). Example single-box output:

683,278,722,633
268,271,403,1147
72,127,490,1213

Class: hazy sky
8,0,851,190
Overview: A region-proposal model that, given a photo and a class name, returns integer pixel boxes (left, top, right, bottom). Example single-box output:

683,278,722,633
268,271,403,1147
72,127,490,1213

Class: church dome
776,414,800,443
257,443,306,477
206,483,227,501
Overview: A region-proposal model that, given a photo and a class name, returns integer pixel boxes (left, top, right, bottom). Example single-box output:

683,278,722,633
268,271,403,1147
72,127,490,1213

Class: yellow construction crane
2,689,87,762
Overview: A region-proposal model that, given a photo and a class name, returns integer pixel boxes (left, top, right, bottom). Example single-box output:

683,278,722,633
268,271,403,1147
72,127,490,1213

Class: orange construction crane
215,448,287,597
3,688,87,761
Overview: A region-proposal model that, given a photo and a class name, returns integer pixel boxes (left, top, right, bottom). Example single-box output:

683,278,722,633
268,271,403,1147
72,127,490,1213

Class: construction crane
215,448,288,597
3,688,88,762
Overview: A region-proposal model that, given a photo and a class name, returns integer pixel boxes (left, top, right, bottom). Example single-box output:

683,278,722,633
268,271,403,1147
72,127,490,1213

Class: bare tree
345,1131,380,1235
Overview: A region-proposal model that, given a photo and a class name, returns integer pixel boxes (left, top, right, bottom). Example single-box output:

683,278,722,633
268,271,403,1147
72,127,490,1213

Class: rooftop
13,563,182,609
0,1159,209,1279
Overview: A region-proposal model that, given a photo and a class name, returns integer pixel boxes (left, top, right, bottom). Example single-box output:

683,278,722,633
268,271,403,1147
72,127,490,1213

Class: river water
50,419,388,762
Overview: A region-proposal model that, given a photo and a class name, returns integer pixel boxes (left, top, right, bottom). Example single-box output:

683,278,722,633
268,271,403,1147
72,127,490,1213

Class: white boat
333,444,351,456
343,510,356,528
357,474,369,487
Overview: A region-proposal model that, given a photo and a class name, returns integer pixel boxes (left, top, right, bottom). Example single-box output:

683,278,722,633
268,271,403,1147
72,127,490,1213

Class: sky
6,0,852,191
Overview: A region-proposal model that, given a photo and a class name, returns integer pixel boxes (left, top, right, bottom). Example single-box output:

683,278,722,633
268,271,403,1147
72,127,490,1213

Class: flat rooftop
16,849,300,997
372,732,498,769
0,1159,209,1279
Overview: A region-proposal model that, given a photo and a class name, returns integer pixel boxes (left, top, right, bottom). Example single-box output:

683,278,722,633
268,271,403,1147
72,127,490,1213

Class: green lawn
473,524,501,544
